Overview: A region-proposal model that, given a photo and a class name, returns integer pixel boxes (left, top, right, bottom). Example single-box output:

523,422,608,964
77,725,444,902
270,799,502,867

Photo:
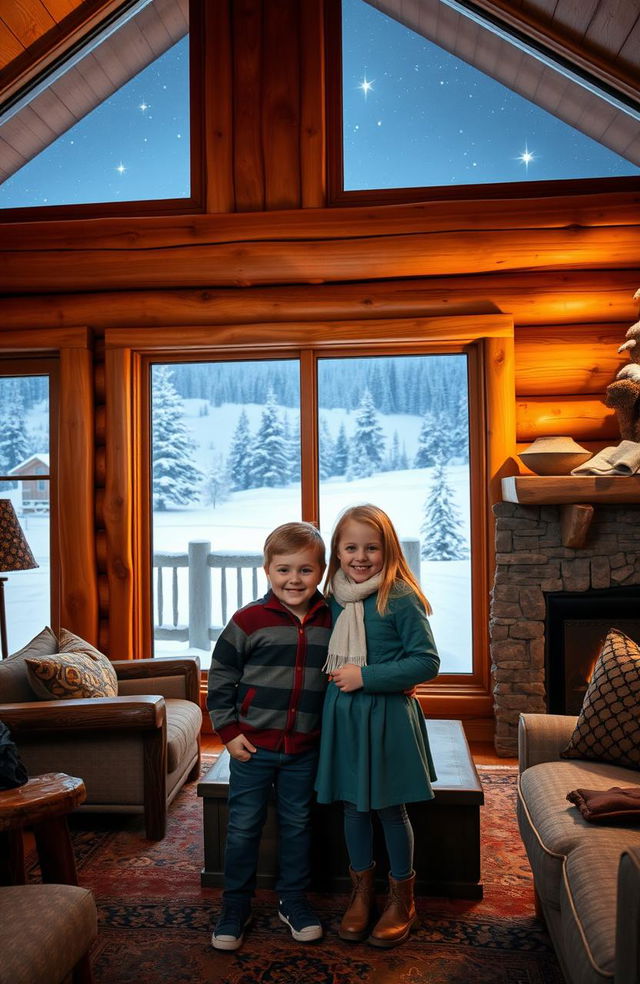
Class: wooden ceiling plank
72,50,115,101
584,0,640,54
2,1,56,49
618,13,640,64
0,22,27,65
29,85,78,130
40,0,79,21
551,0,600,39
0,133,27,170
134,2,173,57
0,108,54,157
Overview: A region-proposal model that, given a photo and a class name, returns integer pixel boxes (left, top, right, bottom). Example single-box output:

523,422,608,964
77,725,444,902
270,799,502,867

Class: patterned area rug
45,763,564,984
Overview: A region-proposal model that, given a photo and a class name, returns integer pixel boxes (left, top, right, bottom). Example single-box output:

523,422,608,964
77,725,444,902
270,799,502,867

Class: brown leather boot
339,865,377,942
367,871,418,948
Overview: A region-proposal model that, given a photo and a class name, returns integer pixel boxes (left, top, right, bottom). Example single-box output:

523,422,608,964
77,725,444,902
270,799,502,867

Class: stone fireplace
490,500,640,756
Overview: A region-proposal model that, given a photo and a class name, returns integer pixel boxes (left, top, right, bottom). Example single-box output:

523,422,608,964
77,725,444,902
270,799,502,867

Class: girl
314,504,439,948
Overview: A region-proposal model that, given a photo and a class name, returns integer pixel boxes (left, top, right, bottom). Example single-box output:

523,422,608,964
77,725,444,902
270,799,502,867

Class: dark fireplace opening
545,586,640,715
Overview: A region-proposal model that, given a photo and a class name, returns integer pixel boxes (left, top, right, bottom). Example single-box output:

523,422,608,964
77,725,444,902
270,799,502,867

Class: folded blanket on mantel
567,786,640,823
571,440,640,476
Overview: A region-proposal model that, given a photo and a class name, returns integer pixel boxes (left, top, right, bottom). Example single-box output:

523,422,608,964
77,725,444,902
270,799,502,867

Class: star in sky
139,102,149,112
517,144,535,171
116,162,126,175
359,76,374,98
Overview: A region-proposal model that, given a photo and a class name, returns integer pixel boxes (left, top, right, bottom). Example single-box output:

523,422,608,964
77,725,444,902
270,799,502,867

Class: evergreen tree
399,441,409,470
227,409,252,491
414,412,448,468
151,366,202,511
388,430,402,471
350,389,386,478
333,422,349,476
319,416,335,479
448,391,470,463
420,458,469,560
249,389,290,487
203,452,231,508
0,381,30,484
285,414,301,483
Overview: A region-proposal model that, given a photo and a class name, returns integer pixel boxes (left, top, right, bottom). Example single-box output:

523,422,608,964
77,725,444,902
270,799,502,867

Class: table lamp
0,499,38,660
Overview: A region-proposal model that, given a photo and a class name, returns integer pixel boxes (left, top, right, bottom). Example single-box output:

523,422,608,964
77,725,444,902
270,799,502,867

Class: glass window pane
0,0,189,209
150,360,301,669
0,375,50,652
318,354,471,673
342,0,639,191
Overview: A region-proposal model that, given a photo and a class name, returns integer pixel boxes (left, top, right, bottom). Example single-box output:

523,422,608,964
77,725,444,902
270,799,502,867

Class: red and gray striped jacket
206,590,332,754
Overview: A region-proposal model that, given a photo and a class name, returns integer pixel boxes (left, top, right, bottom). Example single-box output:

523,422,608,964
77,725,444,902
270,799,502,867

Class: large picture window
149,352,471,673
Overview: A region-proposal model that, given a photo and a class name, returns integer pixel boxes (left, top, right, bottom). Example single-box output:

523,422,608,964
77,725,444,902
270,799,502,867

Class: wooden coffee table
0,772,86,886
198,718,484,898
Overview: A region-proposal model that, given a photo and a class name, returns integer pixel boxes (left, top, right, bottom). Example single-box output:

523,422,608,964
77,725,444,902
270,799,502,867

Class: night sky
0,37,190,209
342,0,639,190
0,0,637,209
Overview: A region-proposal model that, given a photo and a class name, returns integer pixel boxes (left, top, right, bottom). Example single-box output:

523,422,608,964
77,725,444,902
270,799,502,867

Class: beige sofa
0,650,202,839
0,883,97,984
517,712,640,984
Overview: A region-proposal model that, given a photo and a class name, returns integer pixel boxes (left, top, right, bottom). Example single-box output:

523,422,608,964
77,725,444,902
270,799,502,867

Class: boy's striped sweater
206,589,332,754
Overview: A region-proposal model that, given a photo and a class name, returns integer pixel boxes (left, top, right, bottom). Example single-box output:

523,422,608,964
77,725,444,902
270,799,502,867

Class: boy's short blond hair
263,522,326,567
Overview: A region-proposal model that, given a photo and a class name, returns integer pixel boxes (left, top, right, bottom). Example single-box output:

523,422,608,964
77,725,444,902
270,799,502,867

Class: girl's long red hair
325,504,432,616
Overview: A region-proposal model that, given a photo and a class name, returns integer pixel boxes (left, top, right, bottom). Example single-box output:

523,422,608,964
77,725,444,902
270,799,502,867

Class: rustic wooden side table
199,718,485,898
0,771,86,886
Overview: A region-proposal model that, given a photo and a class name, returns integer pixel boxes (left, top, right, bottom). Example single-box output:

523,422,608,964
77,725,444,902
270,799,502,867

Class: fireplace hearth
490,501,640,755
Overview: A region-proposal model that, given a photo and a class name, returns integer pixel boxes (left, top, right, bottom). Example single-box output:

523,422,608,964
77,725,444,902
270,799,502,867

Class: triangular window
342,0,640,191
0,0,189,210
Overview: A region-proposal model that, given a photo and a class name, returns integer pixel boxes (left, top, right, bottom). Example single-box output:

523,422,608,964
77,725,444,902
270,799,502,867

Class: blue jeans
223,746,319,902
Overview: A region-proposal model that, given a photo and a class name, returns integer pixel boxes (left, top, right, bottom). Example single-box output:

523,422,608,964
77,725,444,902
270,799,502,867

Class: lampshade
0,499,38,572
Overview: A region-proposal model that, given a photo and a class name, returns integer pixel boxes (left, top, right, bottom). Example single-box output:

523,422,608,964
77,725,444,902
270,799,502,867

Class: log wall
0,0,639,682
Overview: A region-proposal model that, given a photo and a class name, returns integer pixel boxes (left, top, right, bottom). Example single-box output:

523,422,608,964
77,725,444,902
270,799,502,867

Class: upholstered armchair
0,630,202,840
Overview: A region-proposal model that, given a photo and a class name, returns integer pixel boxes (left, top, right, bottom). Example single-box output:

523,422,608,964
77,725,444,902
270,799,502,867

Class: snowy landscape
3,357,473,673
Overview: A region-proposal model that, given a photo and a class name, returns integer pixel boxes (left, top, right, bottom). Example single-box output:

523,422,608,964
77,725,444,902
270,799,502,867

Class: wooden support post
561,504,595,548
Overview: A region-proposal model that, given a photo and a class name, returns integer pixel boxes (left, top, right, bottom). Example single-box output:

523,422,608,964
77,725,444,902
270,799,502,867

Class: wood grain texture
104,347,134,660
501,474,640,503
262,0,300,209
203,0,234,213
516,394,619,441
0,271,636,330
560,503,594,548
232,0,264,210
515,323,629,395
58,343,98,642
299,0,325,207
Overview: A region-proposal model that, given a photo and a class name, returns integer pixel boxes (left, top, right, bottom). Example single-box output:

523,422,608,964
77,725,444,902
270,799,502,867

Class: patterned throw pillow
561,627,640,770
25,631,118,700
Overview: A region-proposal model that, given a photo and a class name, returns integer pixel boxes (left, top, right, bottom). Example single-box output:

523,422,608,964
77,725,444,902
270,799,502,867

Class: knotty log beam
2,224,638,292
516,395,619,442
561,504,595,548
0,271,636,330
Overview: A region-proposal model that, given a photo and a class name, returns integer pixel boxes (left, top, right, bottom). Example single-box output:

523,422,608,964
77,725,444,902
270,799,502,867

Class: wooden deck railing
153,538,420,650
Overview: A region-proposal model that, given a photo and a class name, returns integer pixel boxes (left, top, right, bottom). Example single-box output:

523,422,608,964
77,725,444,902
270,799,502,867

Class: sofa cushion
560,841,623,984
166,697,202,774
26,649,118,700
0,883,97,984
561,627,640,770
517,759,640,906
0,627,59,701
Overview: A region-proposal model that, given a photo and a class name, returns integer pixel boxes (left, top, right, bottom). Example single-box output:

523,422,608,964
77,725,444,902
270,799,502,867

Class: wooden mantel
501,475,640,548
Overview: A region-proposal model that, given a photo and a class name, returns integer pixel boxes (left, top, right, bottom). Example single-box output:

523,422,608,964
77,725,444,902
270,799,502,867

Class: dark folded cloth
567,786,640,824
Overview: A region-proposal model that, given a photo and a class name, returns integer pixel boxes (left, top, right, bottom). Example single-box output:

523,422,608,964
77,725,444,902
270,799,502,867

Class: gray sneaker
211,900,252,951
278,897,323,942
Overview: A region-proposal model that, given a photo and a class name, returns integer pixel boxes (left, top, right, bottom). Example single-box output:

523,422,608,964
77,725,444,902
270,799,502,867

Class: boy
207,521,331,951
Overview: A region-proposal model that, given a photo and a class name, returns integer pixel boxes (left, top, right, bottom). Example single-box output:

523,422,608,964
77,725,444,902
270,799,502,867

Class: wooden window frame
325,0,639,208
104,312,514,722
0,329,97,643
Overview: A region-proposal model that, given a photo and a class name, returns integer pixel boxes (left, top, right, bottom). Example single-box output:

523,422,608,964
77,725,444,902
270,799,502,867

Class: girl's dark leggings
343,800,414,879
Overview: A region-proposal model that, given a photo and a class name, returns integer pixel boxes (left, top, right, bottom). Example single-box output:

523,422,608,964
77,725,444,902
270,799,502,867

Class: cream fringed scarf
322,568,383,673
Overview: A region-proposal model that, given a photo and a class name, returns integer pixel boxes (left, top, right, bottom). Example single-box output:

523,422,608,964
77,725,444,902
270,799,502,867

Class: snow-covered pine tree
226,409,252,491
447,390,469,463
333,422,349,476
420,458,469,560
151,366,202,511
414,411,449,468
249,389,290,487
319,416,335,479
350,388,386,478
285,413,301,482
203,452,231,508
0,380,30,482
